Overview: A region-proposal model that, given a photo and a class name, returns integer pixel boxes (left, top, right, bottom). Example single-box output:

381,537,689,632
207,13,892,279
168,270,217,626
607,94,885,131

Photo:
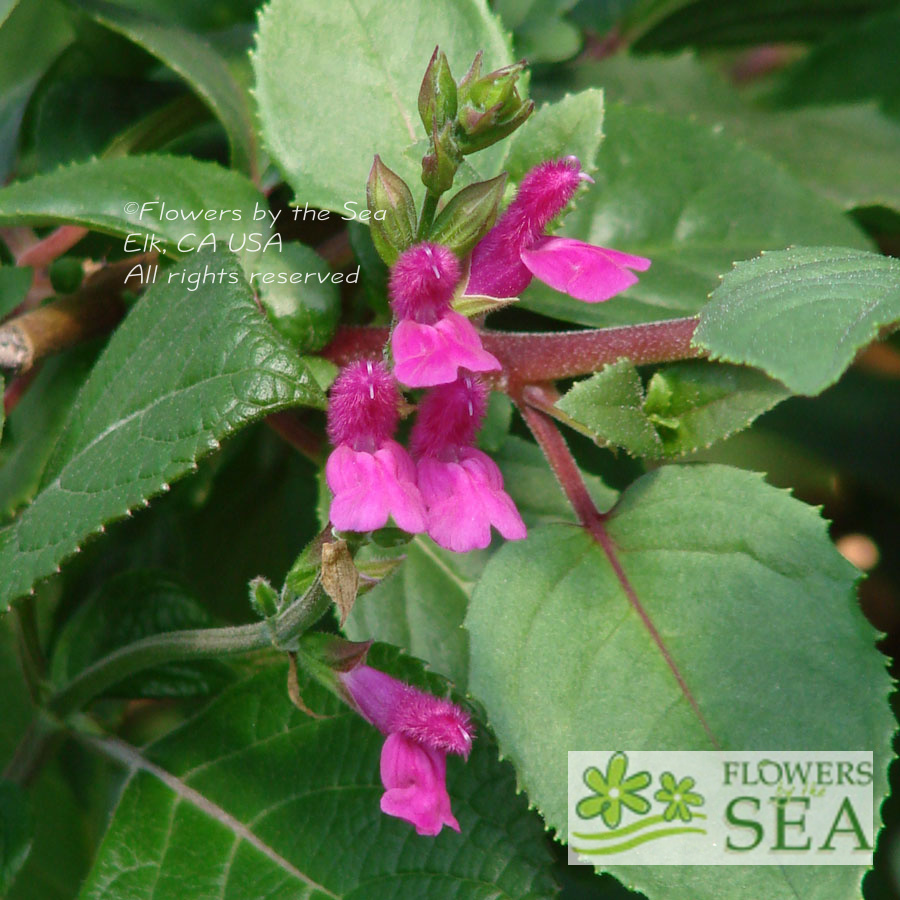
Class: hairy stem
17,226,89,268
266,411,325,464
48,574,329,719
323,317,702,384
417,191,440,239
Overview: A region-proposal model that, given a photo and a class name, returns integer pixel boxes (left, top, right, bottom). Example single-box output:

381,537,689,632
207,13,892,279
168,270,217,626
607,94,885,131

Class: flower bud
429,174,507,257
366,155,418,265
455,52,533,154
421,119,461,195
418,46,457,135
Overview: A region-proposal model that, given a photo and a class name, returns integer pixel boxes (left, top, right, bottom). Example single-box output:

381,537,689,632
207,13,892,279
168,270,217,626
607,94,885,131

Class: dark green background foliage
1,0,899,898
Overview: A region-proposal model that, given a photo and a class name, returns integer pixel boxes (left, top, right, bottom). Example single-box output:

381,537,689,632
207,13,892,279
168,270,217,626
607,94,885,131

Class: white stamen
369,384,374,399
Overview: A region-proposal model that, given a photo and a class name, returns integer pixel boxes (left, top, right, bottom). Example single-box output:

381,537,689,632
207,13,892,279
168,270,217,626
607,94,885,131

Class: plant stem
48,574,329,719
2,716,61,787
266,411,325,464
17,226,89,268
13,595,45,705
515,389,603,529
417,191,440,239
323,317,702,384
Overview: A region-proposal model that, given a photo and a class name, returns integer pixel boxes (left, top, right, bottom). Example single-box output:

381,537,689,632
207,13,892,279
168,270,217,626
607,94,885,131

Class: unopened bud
367,155,418,265
429,174,507,256
418,46,457,134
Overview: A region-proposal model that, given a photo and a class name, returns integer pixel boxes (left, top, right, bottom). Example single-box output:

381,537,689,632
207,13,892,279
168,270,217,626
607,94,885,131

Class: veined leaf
0,250,324,610
77,659,558,900
693,246,900,395
0,155,272,271
556,358,791,457
466,463,893,900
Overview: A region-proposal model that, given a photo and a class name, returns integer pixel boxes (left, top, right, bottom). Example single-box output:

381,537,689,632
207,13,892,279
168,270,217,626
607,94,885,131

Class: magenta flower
411,375,526,552
325,360,426,534
389,242,500,387
339,663,474,835
465,156,651,302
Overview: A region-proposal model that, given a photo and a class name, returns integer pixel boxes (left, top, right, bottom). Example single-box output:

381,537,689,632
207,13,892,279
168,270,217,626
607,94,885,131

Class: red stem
17,226,89,268
266,411,325,464
322,318,701,385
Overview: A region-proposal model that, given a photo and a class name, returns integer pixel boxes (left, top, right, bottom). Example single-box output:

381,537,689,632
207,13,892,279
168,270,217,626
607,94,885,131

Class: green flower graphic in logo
576,751,651,829
654,772,704,822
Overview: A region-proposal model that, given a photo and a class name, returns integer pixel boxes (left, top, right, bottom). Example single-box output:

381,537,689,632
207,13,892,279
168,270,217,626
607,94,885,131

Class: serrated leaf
253,0,513,213
70,0,256,176
0,266,31,320
466,463,893,900
0,250,324,610
78,659,558,900
556,358,791,458
503,88,604,182
0,781,32,895
576,53,900,213
50,570,233,698
0,155,272,271
519,104,872,328
693,246,900,395
0,346,97,522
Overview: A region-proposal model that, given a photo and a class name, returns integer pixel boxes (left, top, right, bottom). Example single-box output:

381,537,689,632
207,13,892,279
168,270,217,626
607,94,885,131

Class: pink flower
411,376,526,552
325,360,426,534
389,242,500,387
465,156,651,302
339,664,474,836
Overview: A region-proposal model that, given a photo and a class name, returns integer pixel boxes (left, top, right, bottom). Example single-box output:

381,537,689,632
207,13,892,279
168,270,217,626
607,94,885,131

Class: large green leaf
0,250,324,610
518,104,870,328
78,660,558,900
556,359,791,458
466,463,893,900
693,246,900,395
577,53,900,213
0,155,272,270
69,0,256,176
253,0,512,212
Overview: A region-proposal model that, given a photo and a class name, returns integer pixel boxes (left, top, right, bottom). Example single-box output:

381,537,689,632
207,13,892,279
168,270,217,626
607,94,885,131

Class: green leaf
0,346,97,522
0,155,272,271
0,249,325,610
0,265,30,320
466,463,893,900
253,242,341,352
0,0,74,180
0,781,32,895
69,0,257,176
693,246,900,395
50,570,233,698
556,358,791,458
78,661,558,900
519,104,872,328
503,88,604,182
253,0,513,212
345,538,489,688
576,53,900,213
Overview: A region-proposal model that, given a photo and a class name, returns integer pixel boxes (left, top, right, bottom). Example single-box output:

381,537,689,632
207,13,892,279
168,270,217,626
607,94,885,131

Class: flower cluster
324,154,650,837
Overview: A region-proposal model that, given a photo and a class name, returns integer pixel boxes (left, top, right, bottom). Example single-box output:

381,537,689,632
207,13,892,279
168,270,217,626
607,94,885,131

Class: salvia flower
389,242,500,387
465,156,651,302
339,664,474,835
325,360,427,534
411,375,526,552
